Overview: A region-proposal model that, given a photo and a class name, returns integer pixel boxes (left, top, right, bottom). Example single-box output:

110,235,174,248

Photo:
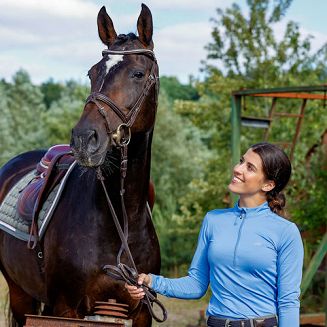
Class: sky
0,0,326,85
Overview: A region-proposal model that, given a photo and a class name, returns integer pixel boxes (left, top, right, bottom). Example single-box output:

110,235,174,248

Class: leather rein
88,48,167,322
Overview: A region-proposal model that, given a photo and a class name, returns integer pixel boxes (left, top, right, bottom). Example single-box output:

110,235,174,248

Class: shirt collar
233,200,270,216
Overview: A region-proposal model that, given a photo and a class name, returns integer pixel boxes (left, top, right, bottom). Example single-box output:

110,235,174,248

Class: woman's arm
126,215,211,299
277,223,304,327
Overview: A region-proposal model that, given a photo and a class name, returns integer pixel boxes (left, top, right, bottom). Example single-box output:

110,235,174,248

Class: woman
126,143,303,327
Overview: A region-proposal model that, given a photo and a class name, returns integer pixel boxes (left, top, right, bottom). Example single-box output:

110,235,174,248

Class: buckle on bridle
112,124,131,146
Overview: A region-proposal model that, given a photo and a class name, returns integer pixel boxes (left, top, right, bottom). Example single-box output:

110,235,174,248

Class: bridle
86,48,159,147
86,48,166,322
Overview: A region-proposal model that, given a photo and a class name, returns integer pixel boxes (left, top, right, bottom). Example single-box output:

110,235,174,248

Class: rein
90,48,167,322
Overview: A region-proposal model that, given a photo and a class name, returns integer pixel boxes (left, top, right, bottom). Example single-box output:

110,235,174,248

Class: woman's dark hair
251,142,292,217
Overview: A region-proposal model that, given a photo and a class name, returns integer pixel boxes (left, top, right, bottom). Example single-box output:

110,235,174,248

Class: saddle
17,145,75,247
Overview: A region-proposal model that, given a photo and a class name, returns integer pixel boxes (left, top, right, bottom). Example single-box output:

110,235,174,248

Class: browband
102,49,156,61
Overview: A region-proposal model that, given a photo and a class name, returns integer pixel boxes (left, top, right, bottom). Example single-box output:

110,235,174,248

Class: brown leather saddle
17,145,75,247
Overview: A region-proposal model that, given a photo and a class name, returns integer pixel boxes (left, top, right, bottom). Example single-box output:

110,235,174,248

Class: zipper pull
234,209,245,225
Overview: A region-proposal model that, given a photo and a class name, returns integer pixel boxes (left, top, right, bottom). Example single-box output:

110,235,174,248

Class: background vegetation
0,0,326,316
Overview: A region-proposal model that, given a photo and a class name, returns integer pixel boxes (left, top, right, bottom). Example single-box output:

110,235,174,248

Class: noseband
88,48,167,322
85,48,159,147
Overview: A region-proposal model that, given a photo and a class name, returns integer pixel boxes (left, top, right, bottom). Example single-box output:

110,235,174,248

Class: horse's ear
137,4,153,49
97,6,117,47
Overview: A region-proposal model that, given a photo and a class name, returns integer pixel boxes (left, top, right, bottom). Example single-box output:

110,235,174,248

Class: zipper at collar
233,208,246,266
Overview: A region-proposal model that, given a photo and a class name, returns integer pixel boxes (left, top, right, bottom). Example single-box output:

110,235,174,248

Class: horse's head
71,4,159,167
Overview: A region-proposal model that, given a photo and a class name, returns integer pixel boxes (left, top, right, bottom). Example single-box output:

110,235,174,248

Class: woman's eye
239,158,244,164
133,71,144,79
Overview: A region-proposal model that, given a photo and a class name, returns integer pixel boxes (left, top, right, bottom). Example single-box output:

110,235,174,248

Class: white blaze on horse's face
105,55,124,75
98,54,124,92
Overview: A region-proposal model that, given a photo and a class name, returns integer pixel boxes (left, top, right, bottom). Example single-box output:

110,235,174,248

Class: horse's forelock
114,33,138,46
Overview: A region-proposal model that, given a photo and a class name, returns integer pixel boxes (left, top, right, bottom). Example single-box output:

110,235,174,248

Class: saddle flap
17,145,74,225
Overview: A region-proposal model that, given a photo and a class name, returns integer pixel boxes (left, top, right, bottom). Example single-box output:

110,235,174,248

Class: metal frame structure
231,85,327,165
230,85,327,316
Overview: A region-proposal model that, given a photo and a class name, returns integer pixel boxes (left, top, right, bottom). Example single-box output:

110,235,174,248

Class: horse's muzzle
70,128,108,167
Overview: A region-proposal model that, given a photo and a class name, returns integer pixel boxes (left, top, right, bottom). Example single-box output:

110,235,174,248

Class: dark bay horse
0,4,160,326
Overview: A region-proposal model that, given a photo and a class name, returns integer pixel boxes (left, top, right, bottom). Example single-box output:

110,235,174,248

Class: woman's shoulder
265,211,302,242
266,210,296,228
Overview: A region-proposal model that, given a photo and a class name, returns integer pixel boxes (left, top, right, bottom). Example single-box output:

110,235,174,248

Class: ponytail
266,191,287,218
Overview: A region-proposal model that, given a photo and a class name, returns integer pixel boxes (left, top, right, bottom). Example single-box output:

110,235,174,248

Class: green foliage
159,76,200,102
151,90,211,275
205,0,324,86
42,81,89,145
289,138,327,235
41,78,65,109
0,70,48,164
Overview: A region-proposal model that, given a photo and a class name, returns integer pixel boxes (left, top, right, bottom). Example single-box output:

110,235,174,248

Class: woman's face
228,148,274,200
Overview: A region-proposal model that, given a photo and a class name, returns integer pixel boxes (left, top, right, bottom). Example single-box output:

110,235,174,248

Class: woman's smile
231,174,244,184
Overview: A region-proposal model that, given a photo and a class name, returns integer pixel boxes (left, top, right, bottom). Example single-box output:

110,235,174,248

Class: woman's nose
233,163,243,174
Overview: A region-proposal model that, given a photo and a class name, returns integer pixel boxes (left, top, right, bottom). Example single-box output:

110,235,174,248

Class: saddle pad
0,161,76,242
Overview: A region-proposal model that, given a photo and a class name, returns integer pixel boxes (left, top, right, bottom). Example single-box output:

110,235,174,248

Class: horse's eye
133,71,145,79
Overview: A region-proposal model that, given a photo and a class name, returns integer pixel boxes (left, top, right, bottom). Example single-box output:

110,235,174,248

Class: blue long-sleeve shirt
151,202,303,327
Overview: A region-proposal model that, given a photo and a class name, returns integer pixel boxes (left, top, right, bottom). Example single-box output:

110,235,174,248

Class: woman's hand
125,273,152,300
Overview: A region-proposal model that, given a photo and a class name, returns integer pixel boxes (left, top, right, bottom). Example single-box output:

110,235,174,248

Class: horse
0,4,160,326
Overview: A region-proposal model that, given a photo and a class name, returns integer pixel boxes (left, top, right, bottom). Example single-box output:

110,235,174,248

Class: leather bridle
87,48,166,322
85,49,159,147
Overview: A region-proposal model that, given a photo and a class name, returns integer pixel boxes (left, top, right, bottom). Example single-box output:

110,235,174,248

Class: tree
205,0,325,86
41,78,65,109
42,80,89,145
0,70,48,164
159,76,199,102
151,90,212,275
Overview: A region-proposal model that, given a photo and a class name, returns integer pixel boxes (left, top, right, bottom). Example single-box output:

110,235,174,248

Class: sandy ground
0,273,8,326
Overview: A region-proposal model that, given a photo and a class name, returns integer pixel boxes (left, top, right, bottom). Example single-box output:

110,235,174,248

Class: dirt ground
0,273,208,327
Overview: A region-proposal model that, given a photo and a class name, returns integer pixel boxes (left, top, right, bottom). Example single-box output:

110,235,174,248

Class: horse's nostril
70,129,101,155
87,130,100,153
